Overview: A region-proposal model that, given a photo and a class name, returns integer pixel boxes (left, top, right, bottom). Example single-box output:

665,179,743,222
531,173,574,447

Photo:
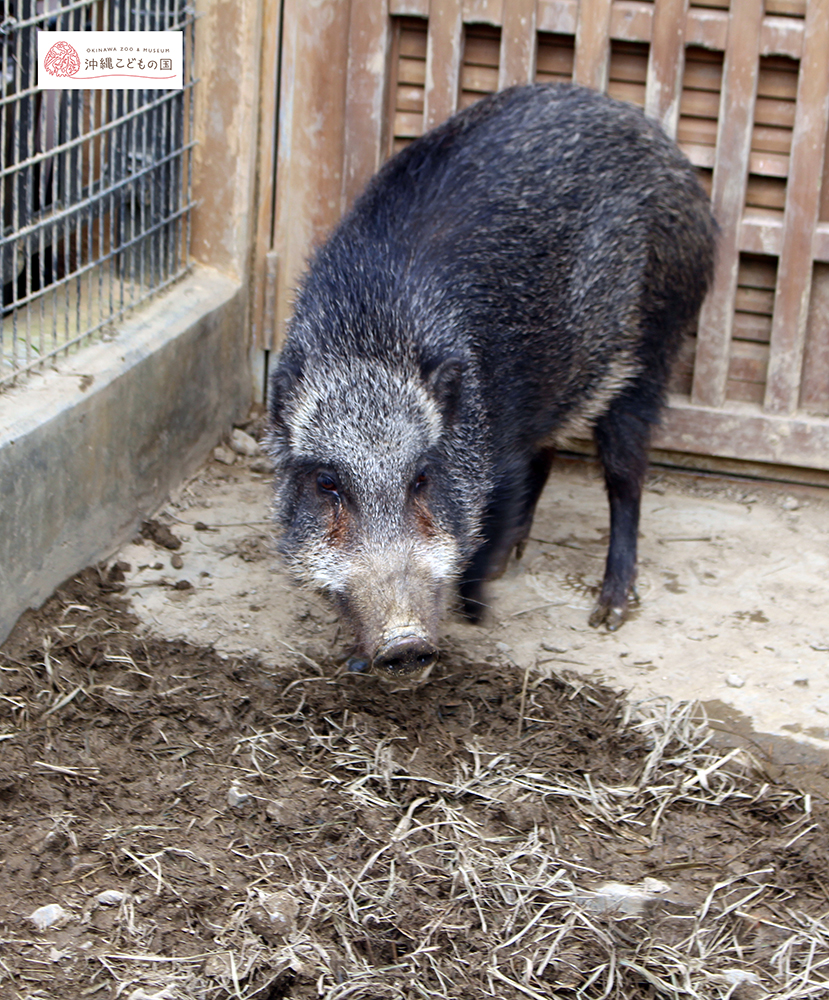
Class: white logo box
38,31,183,90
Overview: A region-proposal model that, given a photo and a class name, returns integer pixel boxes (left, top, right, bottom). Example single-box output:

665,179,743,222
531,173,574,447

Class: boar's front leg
590,395,653,631
460,446,556,622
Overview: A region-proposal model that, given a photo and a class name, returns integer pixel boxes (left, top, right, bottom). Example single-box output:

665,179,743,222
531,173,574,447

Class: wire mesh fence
1,0,195,390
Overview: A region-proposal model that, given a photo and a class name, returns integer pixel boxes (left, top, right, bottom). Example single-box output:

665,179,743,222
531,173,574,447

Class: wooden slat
396,83,426,111
728,340,769,384
464,31,500,66
399,55,427,84
394,110,425,136
536,0,578,35
461,63,499,94
757,60,799,101
272,0,351,346
764,0,829,416
678,118,717,146
573,0,612,92
735,285,775,315
341,0,392,213
251,0,282,350
691,1,764,409
678,141,715,168
388,18,428,154
764,0,805,17
745,176,786,211
752,123,793,155
760,16,803,59
800,264,829,415
822,111,829,223
423,0,464,131
463,0,503,23
733,312,772,343
654,398,829,472
754,95,796,128
644,0,688,137
609,47,648,83
609,0,653,43
390,0,429,14
498,0,538,88
400,28,428,56
608,79,645,107
726,380,765,405
536,36,575,81
679,88,720,120
685,8,728,51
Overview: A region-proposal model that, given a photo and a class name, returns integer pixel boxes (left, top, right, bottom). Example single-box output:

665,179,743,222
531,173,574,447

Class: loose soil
2,427,829,999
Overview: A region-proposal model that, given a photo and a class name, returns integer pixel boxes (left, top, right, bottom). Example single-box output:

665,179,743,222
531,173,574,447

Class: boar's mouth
372,634,439,678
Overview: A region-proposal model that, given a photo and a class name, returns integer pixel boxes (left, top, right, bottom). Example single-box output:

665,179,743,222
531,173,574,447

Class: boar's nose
373,636,438,676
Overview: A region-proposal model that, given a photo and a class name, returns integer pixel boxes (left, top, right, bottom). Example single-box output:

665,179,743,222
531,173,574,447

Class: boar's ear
268,356,304,429
424,355,465,426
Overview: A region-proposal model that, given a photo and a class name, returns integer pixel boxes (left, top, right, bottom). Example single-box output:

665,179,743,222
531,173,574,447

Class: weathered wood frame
255,0,829,473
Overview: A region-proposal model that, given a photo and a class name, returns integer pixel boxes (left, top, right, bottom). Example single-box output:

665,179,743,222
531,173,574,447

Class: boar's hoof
373,637,438,677
588,601,628,631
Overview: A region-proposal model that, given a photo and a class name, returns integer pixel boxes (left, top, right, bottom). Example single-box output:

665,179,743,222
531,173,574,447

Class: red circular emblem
44,41,81,78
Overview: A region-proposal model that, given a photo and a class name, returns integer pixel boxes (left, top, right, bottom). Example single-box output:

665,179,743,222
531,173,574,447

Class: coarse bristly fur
268,83,717,679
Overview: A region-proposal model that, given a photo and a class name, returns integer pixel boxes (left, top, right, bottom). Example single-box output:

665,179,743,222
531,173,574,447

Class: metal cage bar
0,0,195,389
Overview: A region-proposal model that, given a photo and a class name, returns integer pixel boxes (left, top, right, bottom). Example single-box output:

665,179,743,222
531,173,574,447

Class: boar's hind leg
589,395,653,631
460,446,556,623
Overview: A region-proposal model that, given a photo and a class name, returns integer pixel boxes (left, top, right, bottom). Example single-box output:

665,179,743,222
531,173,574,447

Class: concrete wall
0,0,268,644
0,268,249,644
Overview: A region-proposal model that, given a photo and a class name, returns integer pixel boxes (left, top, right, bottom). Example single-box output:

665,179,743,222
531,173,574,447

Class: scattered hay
1,567,828,998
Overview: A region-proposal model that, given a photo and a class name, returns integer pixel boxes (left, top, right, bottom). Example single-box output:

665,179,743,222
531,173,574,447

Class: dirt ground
3,420,829,999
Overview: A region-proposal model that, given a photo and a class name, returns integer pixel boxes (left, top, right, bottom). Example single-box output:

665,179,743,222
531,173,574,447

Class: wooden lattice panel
271,0,829,472
460,24,500,107
745,55,798,216
536,32,575,84
389,17,428,155
607,39,648,109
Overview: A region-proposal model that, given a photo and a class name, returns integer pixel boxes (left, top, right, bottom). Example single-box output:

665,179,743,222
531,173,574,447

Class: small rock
230,428,260,457
541,641,570,654
204,954,233,979
170,553,184,569
213,445,236,465
248,890,299,944
173,579,193,591
265,798,301,826
29,902,71,930
250,456,275,474
725,673,745,688
782,495,800,511
96,889,126,907
227,785,250,808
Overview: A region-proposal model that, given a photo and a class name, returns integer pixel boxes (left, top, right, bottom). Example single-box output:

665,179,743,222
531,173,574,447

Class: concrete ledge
0,266,251,644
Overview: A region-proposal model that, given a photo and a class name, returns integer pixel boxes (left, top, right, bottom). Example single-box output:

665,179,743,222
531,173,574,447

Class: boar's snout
373,635,438,678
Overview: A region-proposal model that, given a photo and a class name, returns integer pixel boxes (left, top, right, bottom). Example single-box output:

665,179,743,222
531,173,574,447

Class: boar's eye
316,471,340,497
412,470,429,494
